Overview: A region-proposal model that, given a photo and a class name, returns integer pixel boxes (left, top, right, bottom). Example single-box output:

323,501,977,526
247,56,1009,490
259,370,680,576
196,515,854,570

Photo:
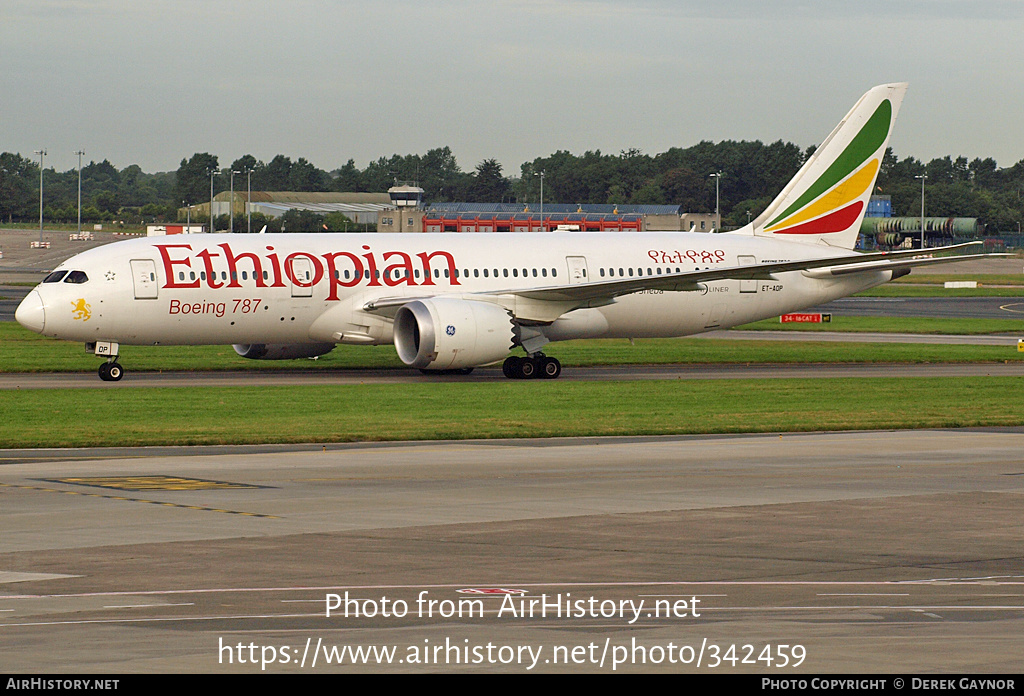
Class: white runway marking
817,593,911,596
6,576,1024,602
102,603,195,609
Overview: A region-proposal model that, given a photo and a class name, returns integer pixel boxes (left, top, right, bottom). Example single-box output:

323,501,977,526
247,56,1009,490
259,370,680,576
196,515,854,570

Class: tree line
3,143,1024,232
0,153,177,225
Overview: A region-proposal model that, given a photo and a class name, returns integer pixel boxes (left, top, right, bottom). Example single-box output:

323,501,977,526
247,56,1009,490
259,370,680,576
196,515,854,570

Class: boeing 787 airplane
15,83,993,381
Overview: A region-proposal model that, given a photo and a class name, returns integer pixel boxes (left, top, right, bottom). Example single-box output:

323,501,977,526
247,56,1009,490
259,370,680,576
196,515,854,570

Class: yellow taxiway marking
43,475,262,491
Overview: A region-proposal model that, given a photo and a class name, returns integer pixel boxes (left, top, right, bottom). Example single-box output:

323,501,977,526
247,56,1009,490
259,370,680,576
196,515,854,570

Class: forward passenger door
129,259,158,299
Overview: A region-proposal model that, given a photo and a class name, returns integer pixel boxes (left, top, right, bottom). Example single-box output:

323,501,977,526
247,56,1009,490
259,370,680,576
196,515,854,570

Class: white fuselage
20,231,890,349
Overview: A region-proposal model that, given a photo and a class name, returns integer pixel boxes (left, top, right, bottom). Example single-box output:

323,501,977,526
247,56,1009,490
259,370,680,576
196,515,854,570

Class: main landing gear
502,354,561,380
98,359,124,382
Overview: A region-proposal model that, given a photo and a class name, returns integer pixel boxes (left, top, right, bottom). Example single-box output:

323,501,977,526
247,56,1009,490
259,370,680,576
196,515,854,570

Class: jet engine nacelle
233,343,336,360
393,298,515,370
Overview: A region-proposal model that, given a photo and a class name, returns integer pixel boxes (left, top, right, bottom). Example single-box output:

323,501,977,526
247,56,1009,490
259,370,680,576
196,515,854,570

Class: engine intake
393,298,515,370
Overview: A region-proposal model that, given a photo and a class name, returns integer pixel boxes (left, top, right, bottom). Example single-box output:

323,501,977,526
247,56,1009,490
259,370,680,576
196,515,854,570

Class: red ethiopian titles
155,243,460,300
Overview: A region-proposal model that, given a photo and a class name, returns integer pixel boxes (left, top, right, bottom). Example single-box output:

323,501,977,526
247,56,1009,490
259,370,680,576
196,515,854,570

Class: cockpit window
64,270,89,284
43,270,68,283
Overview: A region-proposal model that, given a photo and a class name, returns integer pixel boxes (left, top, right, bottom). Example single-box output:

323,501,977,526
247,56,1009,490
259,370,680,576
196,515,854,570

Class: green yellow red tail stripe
749,84,909,248
761,94,896,238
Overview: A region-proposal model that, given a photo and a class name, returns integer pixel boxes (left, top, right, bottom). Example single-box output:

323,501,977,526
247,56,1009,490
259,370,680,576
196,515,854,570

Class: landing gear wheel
502,356,521,379
503,355,560,380
518,358,537,379
540,356,561,379
98,361,123,382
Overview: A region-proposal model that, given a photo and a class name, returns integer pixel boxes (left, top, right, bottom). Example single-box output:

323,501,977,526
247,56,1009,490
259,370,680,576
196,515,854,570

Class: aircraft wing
511,243,990,302
363,242,994,320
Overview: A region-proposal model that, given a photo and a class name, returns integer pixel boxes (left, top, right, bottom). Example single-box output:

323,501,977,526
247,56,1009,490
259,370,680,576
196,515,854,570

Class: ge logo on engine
446,325,456,336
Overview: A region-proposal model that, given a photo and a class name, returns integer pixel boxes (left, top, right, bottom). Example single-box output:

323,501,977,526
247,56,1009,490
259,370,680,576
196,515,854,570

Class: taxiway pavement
2,429,1023,673
1,360,1024,390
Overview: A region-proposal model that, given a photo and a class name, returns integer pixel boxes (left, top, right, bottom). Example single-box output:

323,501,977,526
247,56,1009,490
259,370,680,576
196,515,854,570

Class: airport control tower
378,183,426,233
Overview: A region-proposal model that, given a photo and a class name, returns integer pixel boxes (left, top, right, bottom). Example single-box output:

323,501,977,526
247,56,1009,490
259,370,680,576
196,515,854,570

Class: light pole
534,170,545,231
74,150,85,235
208,168,218,232
246,168,252,233
914,173,927,249
229,170,240,234
709,171,723,231
33,149,46,243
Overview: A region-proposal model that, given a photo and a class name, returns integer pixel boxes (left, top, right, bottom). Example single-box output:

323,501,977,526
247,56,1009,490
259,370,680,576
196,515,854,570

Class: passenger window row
171,268,565,282
171,266,700,284
177,270,269,282
332,267,562,281
599,267,684,278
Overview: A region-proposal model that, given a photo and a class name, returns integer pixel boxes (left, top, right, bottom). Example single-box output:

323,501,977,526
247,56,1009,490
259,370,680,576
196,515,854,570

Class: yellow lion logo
71,298,91,321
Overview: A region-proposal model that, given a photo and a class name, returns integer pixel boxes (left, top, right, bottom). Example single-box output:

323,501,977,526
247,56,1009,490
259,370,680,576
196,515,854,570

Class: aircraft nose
15,290,46,334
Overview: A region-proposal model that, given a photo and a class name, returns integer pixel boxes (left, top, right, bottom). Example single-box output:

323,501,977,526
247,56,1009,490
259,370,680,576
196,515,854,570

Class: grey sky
4,0,1023,177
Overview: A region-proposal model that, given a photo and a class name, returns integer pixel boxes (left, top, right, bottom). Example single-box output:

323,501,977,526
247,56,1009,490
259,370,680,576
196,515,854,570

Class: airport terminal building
381,202,718,234
184,191,393,226
377,185,719,233
181,186,720,233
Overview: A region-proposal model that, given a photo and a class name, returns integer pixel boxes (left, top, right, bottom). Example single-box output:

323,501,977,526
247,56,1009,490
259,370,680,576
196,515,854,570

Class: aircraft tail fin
743,83,907,249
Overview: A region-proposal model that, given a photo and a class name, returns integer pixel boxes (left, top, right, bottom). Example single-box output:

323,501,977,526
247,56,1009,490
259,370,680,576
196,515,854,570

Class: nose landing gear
87,341,124,382
98,359,124,382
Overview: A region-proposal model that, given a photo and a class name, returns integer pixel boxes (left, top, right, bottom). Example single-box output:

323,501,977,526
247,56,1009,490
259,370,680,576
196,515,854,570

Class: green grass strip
2,378,1023,448
855,285,1024,297
891,273,1024,286
735,315,1024,335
